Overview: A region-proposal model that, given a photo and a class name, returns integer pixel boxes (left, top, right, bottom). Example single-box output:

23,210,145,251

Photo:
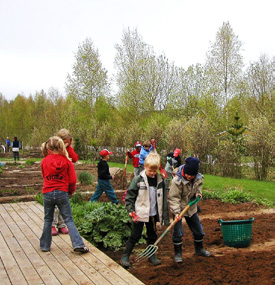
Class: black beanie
184,157,200,176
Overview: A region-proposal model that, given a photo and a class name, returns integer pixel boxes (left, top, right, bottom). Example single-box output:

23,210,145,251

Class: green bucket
218,218,255,248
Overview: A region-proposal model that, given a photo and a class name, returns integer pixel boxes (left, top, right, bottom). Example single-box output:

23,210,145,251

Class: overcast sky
0,0,274,101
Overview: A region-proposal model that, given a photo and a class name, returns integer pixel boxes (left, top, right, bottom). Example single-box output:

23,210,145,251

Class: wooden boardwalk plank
0,214,28,284
0,206,43,284
1,204,61,285
5,203,76,285
22,202,128,285
28,202,143,285
0,201,144,285
30,201,144,285
0,255,12,285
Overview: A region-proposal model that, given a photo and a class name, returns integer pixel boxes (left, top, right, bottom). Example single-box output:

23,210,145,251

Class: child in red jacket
51,129,79,236
127,141,142,177
40,136,88,253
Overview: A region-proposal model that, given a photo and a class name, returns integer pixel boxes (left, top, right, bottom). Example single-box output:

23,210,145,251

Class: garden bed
0,162,274,284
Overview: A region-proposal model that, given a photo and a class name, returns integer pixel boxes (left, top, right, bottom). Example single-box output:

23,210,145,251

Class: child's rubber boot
174,243,183,263
194,241,211,257
148,254,161,265
120,241,135,268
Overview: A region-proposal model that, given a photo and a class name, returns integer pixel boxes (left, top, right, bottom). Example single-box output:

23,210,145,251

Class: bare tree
206,22,244,107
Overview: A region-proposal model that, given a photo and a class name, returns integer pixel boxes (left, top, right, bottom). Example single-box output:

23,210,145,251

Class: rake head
135,244,158,263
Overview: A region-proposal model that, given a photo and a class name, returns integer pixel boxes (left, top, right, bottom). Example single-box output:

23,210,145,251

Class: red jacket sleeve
68,161,77,195
66,145,79,163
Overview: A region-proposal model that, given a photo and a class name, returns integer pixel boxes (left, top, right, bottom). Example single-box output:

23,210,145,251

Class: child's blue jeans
40,190,85,251
90,179,118,204
172,212,205,244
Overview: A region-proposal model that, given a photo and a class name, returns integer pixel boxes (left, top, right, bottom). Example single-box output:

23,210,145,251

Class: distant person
51,128,79,236
40,136,89,253
138,139,155,174
164,148,182,190
6,137,10,152
90,149,119,204
127,141,142,177
169,157,211,263
11,137,21,162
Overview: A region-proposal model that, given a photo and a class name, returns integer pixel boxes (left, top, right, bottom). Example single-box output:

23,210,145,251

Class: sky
0,0,274,101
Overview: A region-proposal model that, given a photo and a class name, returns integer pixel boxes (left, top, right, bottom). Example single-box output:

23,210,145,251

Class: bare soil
0,162,274,284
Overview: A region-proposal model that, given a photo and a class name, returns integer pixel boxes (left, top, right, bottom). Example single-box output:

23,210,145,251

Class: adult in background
6,137,10,152
11,137,21,163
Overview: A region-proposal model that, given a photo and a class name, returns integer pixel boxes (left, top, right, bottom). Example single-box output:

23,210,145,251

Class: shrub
78,171,95,185
76,202,146,250
25,159,36,166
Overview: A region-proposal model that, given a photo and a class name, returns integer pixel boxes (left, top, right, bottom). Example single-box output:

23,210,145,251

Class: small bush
78,171,95,185
35,193,43,205
25,159,36,166
75,202,146,250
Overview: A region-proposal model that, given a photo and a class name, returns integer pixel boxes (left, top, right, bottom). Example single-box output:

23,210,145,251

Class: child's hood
45,155,68,174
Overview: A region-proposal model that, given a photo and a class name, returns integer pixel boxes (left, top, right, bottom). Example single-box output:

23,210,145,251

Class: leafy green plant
70,192,85,204
203,188,273,207
78,171,95,185
35,193,44,205
26,187,35,194
25,159,36,166
74,202,145,250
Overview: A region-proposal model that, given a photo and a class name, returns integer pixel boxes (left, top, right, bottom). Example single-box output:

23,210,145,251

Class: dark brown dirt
0,162,274,284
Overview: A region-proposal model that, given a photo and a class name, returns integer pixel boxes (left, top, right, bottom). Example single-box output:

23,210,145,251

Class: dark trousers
13,151,19,161
172,212,205,243
128,216,158,245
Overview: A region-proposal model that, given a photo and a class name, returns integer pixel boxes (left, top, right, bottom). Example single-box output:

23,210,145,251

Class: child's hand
174,214,182,222
130,212,140,222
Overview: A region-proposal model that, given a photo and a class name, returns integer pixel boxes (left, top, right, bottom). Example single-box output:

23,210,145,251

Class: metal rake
135,196,201,263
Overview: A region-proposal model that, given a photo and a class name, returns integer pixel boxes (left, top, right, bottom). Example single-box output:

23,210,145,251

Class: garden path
0,201,144,285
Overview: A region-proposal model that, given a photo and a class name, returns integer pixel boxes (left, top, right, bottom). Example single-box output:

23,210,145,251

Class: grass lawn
203,174,274,203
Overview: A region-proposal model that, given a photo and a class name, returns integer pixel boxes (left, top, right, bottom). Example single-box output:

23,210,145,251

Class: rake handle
153,196,201,246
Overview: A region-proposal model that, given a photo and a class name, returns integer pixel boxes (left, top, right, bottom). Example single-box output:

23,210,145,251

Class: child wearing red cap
164,148,182,190
90,149,119,204
127,141,142,177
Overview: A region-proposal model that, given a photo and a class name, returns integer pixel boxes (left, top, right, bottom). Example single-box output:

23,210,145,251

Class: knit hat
100,149,113,157
184,157,200,176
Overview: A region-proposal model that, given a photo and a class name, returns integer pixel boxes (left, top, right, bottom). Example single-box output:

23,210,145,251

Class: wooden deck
0,202,144,285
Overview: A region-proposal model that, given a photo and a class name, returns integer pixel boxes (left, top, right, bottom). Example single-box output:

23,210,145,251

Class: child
168,157,210,263
40,136,89,253
90,149,119,204
51,128,79,236
138,139,155,174
120,151,170,268
127,141,142,177
164,148,182,190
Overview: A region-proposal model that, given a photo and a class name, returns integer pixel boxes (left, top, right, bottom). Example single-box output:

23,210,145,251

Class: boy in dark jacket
120,151,170,268
90,149,118,204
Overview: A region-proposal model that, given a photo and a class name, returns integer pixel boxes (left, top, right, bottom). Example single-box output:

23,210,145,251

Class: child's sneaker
59,227,69,234
52,226,58,236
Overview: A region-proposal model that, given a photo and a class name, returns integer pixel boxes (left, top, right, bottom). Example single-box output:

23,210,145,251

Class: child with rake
120,151,170,268
169,157,211,263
